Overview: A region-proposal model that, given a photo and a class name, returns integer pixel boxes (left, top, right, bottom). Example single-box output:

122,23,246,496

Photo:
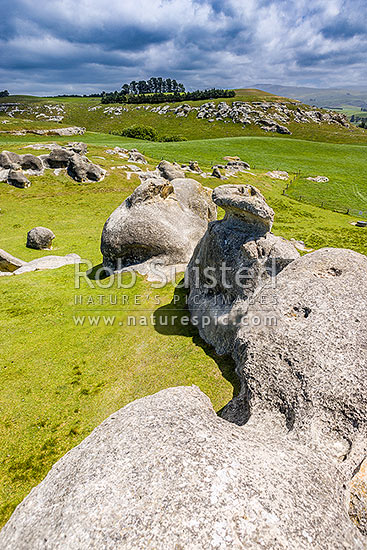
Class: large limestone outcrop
186,185,367,533
0,386,364,550
232,248,367,456
101,178,216,279
187,184,299,354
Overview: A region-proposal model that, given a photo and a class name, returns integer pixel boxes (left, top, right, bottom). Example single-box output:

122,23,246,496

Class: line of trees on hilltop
0,90,9,97
121,78,185,96
101,88,235,105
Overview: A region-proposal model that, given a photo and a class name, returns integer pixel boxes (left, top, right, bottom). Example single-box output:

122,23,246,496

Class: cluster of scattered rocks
0,143,105,187
266,170,289,180
0,103,65,122
92,100,350,135
1,182,367,548
8,126,85,137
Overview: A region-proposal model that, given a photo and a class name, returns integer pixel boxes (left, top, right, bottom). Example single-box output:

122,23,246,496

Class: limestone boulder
67,154,105,182
7,170,31,188
26,227,55,250
157,160,185,181
0,386,364,550
101,177,216,279
44,148,73,168
186,184,299,354
66,142,88,155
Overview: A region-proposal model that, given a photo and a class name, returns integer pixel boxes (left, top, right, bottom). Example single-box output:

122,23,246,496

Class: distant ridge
253,84,367,109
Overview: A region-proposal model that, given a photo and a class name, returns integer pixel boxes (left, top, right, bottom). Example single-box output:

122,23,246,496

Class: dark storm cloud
1,0,367,95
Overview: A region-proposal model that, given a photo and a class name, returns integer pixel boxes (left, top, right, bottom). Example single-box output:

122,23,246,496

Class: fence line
282,191,367,219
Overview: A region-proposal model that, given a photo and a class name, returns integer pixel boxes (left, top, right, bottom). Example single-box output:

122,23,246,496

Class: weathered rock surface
101,177,216,279
266,170,289,180
13,254,81,274
0,151,43,174
187,184,299,354
26,227,55,250
43,148,73,168
0,386,364,550
0,249,26,272
187,185,367,535
67,154,105,182
157,160,185,181
66,142,88,155
128,150,147,164
232,248,367,454
211,166,222,178
307,175,329,183
7,169,31,188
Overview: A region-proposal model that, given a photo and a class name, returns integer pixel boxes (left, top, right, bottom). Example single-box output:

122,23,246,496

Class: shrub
159,135,187,142
115,125,159,141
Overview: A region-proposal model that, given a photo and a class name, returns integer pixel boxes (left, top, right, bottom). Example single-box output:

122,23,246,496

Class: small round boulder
26,227,55,250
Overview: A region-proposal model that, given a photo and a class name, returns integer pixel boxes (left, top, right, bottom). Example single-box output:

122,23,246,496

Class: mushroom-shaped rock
7,170,31,188
101,178,216,279
187,184,299,355
26,227,55,250
0,386,365,550
67,155,105,182
213,184,274,231
157,160,185,181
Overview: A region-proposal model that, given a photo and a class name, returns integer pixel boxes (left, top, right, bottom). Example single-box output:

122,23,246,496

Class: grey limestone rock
26,227,55,250
157,160,185,181
0,249,26,272
0,386,364,550
101,177,216,279
7,169,31,188
186,184,299,354
67,154,105,182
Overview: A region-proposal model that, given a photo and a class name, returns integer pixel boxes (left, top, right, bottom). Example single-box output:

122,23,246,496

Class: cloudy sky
1,0,366,95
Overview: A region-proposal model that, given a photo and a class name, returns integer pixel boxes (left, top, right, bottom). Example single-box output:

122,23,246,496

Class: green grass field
1,92,367,527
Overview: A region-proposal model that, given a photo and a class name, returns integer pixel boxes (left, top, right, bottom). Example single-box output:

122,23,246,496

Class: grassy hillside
1,90,367,145
1,133,367,527
1,85,367,527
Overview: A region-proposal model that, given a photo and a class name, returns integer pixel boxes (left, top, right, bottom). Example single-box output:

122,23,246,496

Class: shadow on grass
86,263,111,281
153,281,240,407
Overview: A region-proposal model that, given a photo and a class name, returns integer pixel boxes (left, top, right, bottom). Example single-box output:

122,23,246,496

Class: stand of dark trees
101,88,235,105
350,114,367,127
122,78,185,95
0,90,9,97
